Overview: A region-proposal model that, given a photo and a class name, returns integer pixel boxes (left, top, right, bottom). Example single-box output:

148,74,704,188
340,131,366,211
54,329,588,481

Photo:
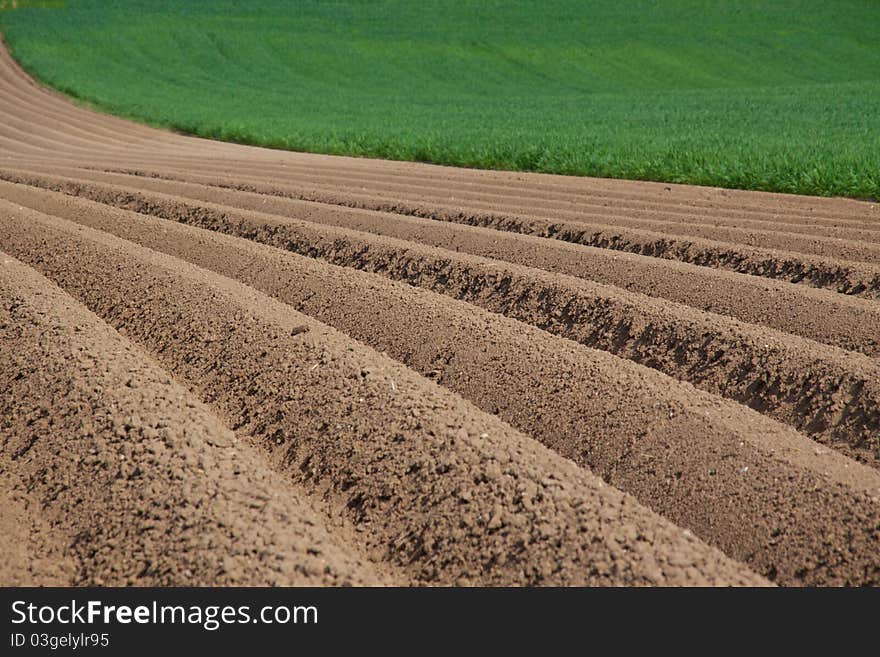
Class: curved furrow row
0,135,54,159
12,111,879,236
0,210,769,586
2,36,879,587
18,148,877,232
0,85,157,152
0,43,191,147
0,121,141,160
2,38,878,228
0,93,161,153
70,152,880,228
19,161,880,252
73,159,880,240
48,165,880,298
0,253,386,586
6,195,879,585
0,68,876,239
0,92,147,153
4,170,876,357
6,180,876,461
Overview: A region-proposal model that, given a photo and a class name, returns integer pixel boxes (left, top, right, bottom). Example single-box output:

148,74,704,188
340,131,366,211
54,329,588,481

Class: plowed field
2,41,879,587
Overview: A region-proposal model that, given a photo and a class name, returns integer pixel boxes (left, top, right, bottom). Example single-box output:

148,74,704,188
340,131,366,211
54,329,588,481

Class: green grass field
2,0,879,199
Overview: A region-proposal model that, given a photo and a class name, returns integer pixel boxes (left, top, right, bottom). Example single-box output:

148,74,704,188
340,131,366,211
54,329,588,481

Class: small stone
487,505,504,530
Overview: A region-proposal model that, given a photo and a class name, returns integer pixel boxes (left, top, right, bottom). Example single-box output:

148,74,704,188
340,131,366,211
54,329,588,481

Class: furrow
0,253,386,586
72,166,880,298
75,154,880,229
3,33,877,228
12,190,880,586
0,90,143,152
0,40,182,146
7,168,876,357
87,160,880,240
0,209,768,587
6,181,876,461
3,30,880,588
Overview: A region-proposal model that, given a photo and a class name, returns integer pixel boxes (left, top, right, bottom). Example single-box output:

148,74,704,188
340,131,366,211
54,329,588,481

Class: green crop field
2,0,879,199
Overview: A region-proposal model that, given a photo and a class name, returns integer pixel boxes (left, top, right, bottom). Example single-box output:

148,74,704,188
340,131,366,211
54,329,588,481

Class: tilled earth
1,43,879,587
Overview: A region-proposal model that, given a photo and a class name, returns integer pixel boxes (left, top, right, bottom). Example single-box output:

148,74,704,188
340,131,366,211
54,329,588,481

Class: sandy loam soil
0,40,878,586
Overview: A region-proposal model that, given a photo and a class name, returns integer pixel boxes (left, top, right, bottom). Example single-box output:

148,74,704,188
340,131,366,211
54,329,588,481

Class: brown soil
6,166,880,357
0,254,385,586
1,39,878,586
0,472,76,586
